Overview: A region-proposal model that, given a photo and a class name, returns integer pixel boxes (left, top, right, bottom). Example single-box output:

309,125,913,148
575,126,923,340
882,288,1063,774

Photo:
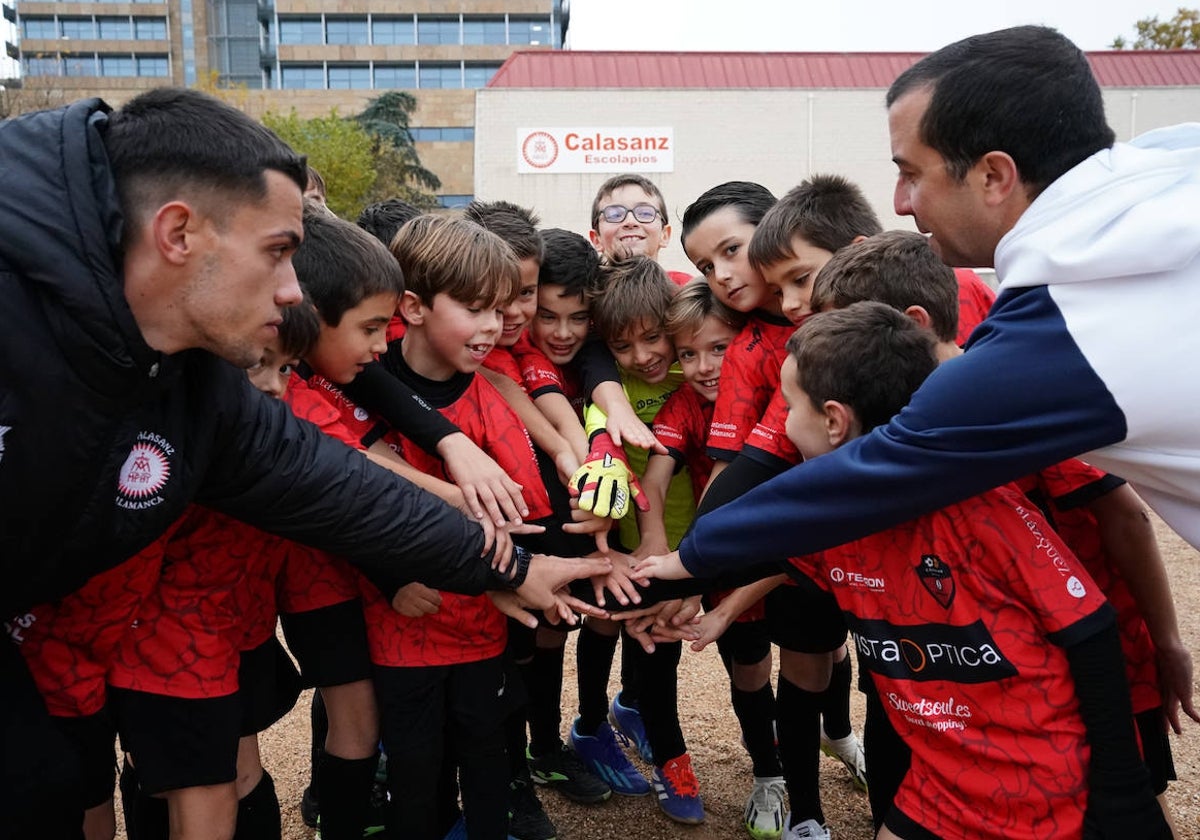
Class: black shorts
109,686,239,794
238,636,304,737
53,710,118,809
717,617,772,667
1135,707,1177,795
764,578,847,654
280,598,373,688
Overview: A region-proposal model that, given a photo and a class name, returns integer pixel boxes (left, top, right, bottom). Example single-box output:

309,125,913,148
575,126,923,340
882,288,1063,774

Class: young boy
679,180,859,840
634,301,1171,839
808,229,1193,835
588,173,691,285
572,256,706,823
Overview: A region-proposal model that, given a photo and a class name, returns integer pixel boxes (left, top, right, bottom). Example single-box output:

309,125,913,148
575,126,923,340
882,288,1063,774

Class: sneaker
743,775,787,840
300,784,320,828
820,727,868,792
650,753,705,824
782,815,830,840
509,778,557,840
568,718,650,796
608,692,653,763
528,743,612,804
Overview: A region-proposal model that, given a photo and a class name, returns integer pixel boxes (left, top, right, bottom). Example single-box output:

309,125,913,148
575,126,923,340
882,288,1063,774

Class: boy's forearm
635,455,675,552
711,574,787,619
536,392,590,463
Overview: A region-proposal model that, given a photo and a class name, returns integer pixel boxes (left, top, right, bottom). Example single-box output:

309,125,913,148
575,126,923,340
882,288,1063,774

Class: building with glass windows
11,0,563,204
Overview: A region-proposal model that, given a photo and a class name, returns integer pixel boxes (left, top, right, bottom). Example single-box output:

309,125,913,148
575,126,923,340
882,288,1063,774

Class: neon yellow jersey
584,365,696,549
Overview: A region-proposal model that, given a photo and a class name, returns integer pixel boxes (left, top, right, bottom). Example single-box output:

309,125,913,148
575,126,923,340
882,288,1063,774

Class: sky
565,0,1188,53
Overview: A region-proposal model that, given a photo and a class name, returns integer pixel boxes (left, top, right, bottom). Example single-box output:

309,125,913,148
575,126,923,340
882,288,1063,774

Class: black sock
819,654,853,741
618,635,640,706
309,691,328,797
524,645,565,757
732,684,781,778
575,624,619,735
505,704,533,783
120,758,169,840
777,675,824,827
316,752,379,840
628,639,686,764
233,770,281,840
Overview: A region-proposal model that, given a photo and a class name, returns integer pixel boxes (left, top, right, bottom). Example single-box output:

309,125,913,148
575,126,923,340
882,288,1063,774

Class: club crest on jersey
917,554,955,608
116,432,175,510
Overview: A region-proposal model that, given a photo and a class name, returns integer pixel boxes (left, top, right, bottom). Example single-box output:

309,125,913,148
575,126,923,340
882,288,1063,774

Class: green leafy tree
1112,7,1200,49
263,109,377,219
352,91,442,208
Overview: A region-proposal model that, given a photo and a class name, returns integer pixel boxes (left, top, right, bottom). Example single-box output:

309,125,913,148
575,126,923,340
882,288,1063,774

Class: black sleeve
340,358,460,456
1062,608,1172,839
197,379,513,600
575,337,622,397
695,453,787,516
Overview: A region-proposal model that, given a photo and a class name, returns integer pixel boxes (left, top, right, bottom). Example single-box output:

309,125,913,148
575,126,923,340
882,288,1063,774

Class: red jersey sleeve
706,315,795,461
955,268,996,346
652,386,715,502
482,346,525,388
285,373,372,450
743,386,801,468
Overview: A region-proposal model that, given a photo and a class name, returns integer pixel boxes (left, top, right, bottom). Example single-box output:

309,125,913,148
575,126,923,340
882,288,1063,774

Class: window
371,17,413,46
137,55,169,76
508,17,551,46
417,17,459,45
63,54,99,75
25,56,61,76
328,63,369,89
134,17,167,40
462,17,505,45
410,127,474,142
373,63,415,89
97,17,133,40
463,63,499,88
21,17,58,39
418,62,460,88
100,54,136,75
278,17,322,45
59,17,96,39
280,64,324,88
437,194,473,208
325,17,367,45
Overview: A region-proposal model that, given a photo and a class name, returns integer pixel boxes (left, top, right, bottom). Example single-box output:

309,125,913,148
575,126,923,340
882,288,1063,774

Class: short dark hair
590,174,669,231
103,88,307,240
305,166,327,199
538,228,602,300
293,203,404,326
748,175,882,267
464,199,544,264
811,231,959,343
787,301,938,434
591,256,677,344
680,181,776,253
356,198,421,248
276,295,321,359
391,215,520,308
886,26,1115,195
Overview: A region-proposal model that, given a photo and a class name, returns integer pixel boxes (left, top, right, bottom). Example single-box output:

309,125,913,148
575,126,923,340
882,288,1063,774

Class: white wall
475,85,1200,275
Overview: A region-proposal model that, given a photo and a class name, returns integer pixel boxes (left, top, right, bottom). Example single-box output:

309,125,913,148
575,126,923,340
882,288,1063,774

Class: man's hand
439,432,529,526
514,553,613,613
570,433,649,519
391,582,442,617
630,550,692,582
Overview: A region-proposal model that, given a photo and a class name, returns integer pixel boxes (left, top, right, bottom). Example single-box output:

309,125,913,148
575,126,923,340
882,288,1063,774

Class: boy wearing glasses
589,174,692,285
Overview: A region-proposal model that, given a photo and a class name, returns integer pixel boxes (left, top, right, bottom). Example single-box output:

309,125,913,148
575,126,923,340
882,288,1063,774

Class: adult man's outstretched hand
497,553,613,627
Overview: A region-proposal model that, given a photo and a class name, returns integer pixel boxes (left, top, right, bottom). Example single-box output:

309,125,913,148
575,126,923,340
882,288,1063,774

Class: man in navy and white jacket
666,27,1200,580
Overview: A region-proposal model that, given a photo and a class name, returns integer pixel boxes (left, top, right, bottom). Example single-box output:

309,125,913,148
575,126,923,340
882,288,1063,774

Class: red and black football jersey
482,344,525,388
512,337,586,418
707,312,795,461
955,268,996,347
743,387,801,469
652,385,715,504
792,486,1109,840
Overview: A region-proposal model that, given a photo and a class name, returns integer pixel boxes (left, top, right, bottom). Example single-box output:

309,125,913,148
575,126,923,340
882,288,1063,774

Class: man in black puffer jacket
0,88,608,834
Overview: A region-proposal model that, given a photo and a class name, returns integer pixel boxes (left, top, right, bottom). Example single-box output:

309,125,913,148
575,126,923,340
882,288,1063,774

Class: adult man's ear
152,201,201,266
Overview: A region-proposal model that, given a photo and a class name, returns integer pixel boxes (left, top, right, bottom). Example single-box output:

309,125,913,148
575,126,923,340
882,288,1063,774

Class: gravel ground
118,517,1200,839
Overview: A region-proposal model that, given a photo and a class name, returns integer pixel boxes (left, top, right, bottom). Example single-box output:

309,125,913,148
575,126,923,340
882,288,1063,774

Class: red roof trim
488,49,1200,89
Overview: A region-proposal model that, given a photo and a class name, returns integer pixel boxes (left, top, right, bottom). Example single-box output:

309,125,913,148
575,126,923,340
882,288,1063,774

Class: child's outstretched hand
690,608,733,653
588,548,642,608
630,550,692,583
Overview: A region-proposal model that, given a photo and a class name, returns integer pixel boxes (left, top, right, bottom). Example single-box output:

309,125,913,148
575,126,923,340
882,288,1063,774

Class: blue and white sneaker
441,814,522,840
608,691,653,763
568,718,650,796
651,753,705,825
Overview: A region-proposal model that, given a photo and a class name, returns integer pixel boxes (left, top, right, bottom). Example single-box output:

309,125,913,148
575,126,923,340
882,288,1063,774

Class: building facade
475,50,1200,275
11,0,563,203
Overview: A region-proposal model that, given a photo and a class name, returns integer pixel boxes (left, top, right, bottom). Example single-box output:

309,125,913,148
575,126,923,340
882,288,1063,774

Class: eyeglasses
600,203,663,224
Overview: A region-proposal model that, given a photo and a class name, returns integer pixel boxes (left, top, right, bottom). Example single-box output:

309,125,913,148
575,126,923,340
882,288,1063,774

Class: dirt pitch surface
119,517,1200,839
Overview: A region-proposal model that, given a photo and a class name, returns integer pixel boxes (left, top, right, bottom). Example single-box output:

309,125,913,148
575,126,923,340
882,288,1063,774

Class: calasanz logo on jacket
116,431,175,511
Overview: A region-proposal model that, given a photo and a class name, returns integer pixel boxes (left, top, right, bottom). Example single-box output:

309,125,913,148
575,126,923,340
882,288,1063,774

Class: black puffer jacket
0,98,502,616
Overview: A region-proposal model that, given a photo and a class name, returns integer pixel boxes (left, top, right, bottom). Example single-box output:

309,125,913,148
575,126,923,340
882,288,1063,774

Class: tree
262,109,377,219
352,91,441,209
1112,7,1200,49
